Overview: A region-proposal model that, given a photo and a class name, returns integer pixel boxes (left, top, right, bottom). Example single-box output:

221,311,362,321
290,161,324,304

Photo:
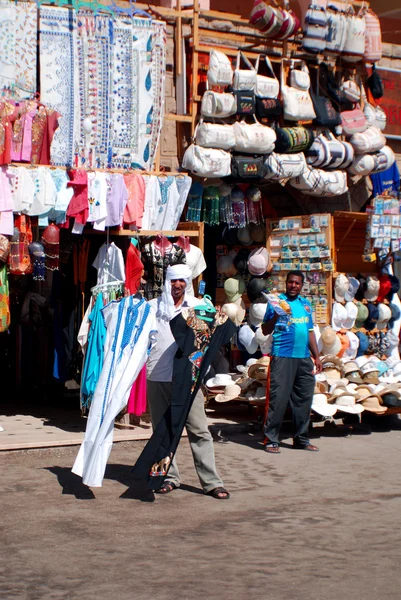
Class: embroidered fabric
141,241,186,300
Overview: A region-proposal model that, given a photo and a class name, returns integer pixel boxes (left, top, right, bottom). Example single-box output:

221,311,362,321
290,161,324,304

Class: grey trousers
147,380,224,493
264,356,315,446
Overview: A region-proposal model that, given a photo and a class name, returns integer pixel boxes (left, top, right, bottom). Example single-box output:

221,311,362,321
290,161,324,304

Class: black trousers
264,356,315,446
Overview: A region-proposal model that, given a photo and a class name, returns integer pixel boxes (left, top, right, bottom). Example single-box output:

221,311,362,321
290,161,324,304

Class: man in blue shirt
262,271,322,453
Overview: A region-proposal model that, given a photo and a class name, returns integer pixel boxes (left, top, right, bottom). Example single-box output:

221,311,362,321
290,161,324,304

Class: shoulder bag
340,76,361,103
364,101,387,131
256,96,282,120
230,154,267,180
364,9,382,63
310,67,341,128
305,133,331,168
201,82,237,118
367,65,384,99
207,50,233,87
289,60,311,91
182,144,232,178
233,119,276,154
371,146,395,174
302,4,328,54
275,126,314,153
348,154,376,176
233,89,256,116
281,64,316,122
342,7,366,63
341,106,368,135
195,119,236,151
326,4,348,54
233,52,257,92
255,55,279,99
264,152,307,181
349,126,386,154
289,167,348,197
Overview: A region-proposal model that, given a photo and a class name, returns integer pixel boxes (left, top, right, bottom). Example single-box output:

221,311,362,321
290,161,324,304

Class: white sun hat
312,393,338,417
206,373,235,388
215,384,242,403
333,394,365,414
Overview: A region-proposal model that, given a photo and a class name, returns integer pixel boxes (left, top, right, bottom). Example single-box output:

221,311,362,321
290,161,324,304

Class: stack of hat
248,356,270,381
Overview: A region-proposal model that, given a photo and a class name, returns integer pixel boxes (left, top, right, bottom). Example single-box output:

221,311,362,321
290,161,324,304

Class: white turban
158,264,192,320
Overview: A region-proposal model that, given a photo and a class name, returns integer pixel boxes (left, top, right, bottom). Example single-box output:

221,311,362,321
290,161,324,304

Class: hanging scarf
156,264,192,322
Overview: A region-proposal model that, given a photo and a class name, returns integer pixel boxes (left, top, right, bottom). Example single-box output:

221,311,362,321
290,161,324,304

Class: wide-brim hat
206,373,235,388
312,393,338,417
237,226,253,246
215,384,242,403
321,337,342,358
360,395,387,414
248,356,270,380
245,386,267,402
237,324,259,355
247,277,270,302
332,394,365,414
217,254,236,275
249,223,266,244
321,355,343,378
380,392,401,408
233,248,251,274
222,226,239,246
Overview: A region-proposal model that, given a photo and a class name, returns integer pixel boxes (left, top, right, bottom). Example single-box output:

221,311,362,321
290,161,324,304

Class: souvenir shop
1,0,401,443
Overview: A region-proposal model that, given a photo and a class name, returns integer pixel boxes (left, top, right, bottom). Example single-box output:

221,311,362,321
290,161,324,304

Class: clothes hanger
194,295,216,322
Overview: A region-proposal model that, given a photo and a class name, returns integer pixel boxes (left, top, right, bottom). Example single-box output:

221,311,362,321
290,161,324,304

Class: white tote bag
289,61,311,91
264,152,307,181
182,144,232,178
326,6,348,54
207,49,233,86
342,8,366,63
255,55,279,99
281,64,316,121
195,120,236,150
233,120,276,154
201,86,237,118
233,52,257,92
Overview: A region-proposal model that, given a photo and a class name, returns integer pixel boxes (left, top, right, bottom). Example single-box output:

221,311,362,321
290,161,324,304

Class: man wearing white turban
146,264,230,499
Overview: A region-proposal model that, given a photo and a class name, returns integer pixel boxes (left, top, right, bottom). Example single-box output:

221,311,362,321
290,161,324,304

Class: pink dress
126,364,147,416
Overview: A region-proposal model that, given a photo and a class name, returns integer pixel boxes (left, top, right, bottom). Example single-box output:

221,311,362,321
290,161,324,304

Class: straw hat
215,384,242,403
320,327,341,356
360,395,388,414
312,393,338,417
321,355,343,379
248,356,270,381
332,394,365,414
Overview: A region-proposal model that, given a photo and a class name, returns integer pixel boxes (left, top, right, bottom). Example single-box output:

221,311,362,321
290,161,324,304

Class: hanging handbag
276,1,300,40
275,126,314,153
281,64,316,122
233,119,276,154
349,126,386,154
195,119,236,150
367,65,384,99
256,97,282,119
255,55,279,99
230,154,267,180
207,49,233,87
341,107,368,135
264,152,307,181
201,85,237,118
319,62,341,106
371,146,395,174
364,9,382,63
302,4,328,54
233,89,256,116
326,4,348,54
289,61,311,91
340,76,361,103
182,144,232,178
310,68,341,128
364,102,387,131
348,154,376,176
289,167,348,196
342,7,366,63
233,52,257,92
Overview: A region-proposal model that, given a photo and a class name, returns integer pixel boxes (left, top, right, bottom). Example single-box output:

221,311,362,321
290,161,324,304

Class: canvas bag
233,52,257,92
340,76,361,103
326,4,348,54
230,154,267,180
364,102,386,131
311,67,341,128
182,144,232,178
276,2,300,40
207,50,233,86
341,107,368,135
364,9,382,63
305,133,331,168
262,4,286,38
324,131,347,169
289,167,348,196
289,61,311,91
233,90,256,116
342,7,366,63
233,120,276,154
349,126,386,154
348,154,376,176
302,4,328,54
195,120,236,150
371,146,395,174
264,152,307,181
275,126,314,153
281,64,316,121
339,140,355,169
255,55,279,99
201,86,237,118
249,0,275,31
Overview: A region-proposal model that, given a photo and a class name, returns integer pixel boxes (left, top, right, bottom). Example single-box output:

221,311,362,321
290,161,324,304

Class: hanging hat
41,223,60,244
231,186,245,202
233,248,251,274
364,275,380,302
237,226,253,246
355,331,369,356
377,274,392,303
387,275,400,302
331,302,348,331
343,301,358,330
214,384,242,403
249,302,267,327
248,356,270,380
248,247,271,277
344,331,360,360
222,226,239,246
344,277,360,302
321,354,343,378
222,302,239,321
224,275,246,302
364,302,380,331
247,277,270,302
219,183,233,197
237,324,259,354
217,254,237,276
377,303,392,330
334,274,349,303
354,302,369,329
28,241,45,258
320,327,341,356
354,275,367,301
249,223,266,244
246,185,262,202
254,326,272,354
360,395,387,414
388,303,401,329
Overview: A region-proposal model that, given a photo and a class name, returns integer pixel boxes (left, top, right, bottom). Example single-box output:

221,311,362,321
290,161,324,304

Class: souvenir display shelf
266,213,335,326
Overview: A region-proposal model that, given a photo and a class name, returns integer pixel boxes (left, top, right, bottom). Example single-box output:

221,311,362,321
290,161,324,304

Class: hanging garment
0,0,16,92
25,167,57,218
185,182,204,222
125,241,143,295
86,171,108,231
72,296,157,487
9,214,33,275
39,6,79,166
151,176,180,231
64,169,89,231
184,245,207,296
171,175,192,230
141,241,186,300
0,167,14,236
93,241,125,286
105,173,129,228
0,263,10,333
31,105,47,164
0,100,17,166
127,364,147,416
141,175,161,230
80,293,107,409
39,109,61,165
123,172,146,228
131,307,236,490
47,168,74,224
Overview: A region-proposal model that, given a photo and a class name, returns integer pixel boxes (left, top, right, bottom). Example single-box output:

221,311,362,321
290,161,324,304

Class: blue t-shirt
263,293,314,358
370,163,400,198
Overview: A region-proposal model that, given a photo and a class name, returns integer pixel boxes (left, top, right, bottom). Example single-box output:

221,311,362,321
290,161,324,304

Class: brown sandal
206,487,230,500
155,481,178,494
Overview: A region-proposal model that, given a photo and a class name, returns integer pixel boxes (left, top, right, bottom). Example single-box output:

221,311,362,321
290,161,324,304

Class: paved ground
1,416,401,600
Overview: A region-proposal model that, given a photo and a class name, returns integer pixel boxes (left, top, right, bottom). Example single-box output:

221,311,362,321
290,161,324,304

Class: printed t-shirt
263,293,314,359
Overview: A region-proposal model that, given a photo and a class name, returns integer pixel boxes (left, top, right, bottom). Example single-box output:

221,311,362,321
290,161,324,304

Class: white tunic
72,296,157,487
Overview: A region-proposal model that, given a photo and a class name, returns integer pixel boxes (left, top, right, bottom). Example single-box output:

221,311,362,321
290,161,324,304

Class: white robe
72,296,157,487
